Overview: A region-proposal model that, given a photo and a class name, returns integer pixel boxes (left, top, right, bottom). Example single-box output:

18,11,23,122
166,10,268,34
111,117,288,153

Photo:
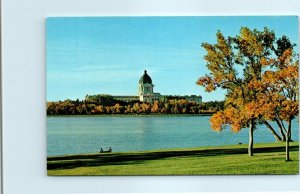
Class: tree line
47,95,224,115
197,27,298,160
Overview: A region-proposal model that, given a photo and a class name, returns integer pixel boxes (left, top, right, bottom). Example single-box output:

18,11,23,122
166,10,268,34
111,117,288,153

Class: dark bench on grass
100,147,112,153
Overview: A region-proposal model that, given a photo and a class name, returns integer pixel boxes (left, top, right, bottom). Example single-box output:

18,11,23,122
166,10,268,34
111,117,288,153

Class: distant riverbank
47,113,214,117
47,98,224,115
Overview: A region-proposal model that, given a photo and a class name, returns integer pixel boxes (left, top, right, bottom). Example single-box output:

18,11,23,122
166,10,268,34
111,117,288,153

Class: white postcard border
1,0,300,193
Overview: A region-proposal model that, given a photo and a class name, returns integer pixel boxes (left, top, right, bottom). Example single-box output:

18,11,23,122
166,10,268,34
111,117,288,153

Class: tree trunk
248,120,254,156
275,118,286,141
286,119,292,161
262,119,282,142
288,126,293,142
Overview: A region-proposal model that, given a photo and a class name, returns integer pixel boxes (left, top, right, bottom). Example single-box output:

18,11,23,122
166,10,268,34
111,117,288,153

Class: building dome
139,70,152,84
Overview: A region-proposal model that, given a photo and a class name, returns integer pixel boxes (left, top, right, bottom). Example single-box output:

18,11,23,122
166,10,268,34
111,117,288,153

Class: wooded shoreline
47,113,214,117
47,95,224,115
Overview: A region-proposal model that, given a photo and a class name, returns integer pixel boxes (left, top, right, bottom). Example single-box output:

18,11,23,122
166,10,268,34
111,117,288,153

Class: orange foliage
199,27,298,136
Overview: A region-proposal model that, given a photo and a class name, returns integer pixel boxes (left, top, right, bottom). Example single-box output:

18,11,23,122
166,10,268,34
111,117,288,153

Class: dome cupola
139,70,152,84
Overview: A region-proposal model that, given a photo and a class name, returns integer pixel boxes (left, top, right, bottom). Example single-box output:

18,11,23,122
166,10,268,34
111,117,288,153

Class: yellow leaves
214,73,224,83
227,73,235,82
210,106,244,133
140,103,151,113
244,102,259,118
216,31,232,57
94,105,104,113
279,65,299,80
210,111,225,131
279,48,293,65
206,83,216,92
151,101,159,113
260,57,275,67
196,76,216,92
239,27,263,56
196,76,210,86
223,107,244,132
199,27,298,135
248,78,264,91
231,123,242,133
263,70,275,81
279,100,299,121
257,94,278,120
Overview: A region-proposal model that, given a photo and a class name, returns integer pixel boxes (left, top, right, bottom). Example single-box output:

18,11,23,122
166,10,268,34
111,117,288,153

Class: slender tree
256,48,299,160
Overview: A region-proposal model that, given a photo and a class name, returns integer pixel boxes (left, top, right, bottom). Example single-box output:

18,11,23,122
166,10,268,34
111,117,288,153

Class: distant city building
113,70,202,104
112,95,139,102
138,70,162,103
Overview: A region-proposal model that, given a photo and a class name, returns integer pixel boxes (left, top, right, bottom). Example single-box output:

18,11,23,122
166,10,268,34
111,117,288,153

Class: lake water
47,115,299,156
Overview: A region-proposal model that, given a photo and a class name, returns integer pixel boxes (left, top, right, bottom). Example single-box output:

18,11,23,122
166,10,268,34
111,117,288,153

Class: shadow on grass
47,145,299,170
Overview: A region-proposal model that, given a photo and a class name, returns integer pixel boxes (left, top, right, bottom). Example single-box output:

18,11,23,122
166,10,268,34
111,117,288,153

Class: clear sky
46,16,298,102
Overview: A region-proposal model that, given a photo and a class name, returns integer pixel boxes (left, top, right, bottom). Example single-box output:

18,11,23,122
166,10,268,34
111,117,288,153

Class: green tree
85,94,116,106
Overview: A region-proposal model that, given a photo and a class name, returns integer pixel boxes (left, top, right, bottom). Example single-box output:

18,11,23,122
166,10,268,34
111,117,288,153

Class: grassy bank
48,142,299,175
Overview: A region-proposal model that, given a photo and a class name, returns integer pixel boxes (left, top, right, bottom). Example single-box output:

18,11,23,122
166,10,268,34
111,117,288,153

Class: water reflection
47,116,299,156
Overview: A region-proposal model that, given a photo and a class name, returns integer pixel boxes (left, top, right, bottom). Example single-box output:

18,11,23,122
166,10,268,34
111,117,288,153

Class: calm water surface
47,115,299,156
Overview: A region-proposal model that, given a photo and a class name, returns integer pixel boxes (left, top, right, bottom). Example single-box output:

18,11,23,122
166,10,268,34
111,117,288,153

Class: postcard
46,16,299,175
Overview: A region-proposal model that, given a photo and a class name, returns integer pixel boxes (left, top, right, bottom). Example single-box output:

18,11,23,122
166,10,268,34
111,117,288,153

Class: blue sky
46,16,298,102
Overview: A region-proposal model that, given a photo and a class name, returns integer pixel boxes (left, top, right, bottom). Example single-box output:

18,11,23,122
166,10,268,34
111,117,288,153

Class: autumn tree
197,27,292,156
151,101,160,113
254,47,298,160
140,103,151,114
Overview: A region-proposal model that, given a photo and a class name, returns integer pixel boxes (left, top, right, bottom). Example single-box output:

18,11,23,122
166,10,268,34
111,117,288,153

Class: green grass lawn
47,142,299,175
